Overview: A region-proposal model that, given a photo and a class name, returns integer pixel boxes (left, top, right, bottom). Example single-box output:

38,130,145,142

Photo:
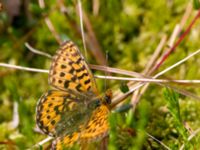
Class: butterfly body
36,41,112,149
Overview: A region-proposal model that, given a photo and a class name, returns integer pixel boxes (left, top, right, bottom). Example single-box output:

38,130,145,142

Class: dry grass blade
146,132,171,150
0,63,49,73
8,102,19,130
25,42,52,59
77,0,87,59
95,75,200,84
180,128,200,150
29,136,53,149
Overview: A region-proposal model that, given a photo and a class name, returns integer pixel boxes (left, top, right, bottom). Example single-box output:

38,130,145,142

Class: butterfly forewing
49,41,98,94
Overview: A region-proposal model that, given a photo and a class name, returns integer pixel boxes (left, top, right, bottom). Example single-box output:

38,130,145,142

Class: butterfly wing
49,41,98,95
52,132,80,150
36,90,94,137
52,104,110,149
80,104,109,141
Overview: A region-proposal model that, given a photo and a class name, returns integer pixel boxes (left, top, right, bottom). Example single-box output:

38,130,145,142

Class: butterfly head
102,89,112,105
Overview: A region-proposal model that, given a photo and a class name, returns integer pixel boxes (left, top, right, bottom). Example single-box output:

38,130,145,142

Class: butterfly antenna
77,0,87,60
104,51,109,91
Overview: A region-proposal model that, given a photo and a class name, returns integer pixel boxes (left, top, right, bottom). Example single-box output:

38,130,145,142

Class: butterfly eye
103,90,112,104
104,89,112,104
105,95,111,104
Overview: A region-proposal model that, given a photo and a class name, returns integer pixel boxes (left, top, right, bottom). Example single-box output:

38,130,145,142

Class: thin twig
95,75,200,84
24,43,200,82
179,128,200,150
154,49,200,78
81,9,107,65
0,63,49,73
151,10,200,73
77,0,87,59
1,48,200,85
188,128,200,141
180,3,193,29
29,136,53,149
111,80,200,108
25,42,52,59
149,2,192,75
58,1,106,65
8,102,19,130
91,49,200,84
146,132,171,150
168,24,181,48
1,63,200,84
131,3,195,108
111,48,200,107
143,35,167,74
90,64,142,77
131,35,167,107
1,47,200,107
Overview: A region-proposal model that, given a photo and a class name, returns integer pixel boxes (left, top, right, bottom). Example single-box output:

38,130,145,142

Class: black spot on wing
51,120,56,125
69,68,75,74
71,76,76,82
48,103,53,107
64,81,70,88
84,79,91,85
77,72,89,80
61,64,67,69
86,86,91,91
76,57,82,64
60,72,65,77
75,84,82,92
76,66,86,73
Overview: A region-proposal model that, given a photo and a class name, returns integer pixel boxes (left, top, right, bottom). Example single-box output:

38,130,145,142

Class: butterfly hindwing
52,105,110,149
80,105,109,141
52,132,80,150
36,90,94,137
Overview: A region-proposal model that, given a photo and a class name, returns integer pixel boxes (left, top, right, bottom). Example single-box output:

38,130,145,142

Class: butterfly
36,41,112,149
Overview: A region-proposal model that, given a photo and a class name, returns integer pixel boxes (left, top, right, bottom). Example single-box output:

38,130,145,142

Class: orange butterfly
36,41,112,149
